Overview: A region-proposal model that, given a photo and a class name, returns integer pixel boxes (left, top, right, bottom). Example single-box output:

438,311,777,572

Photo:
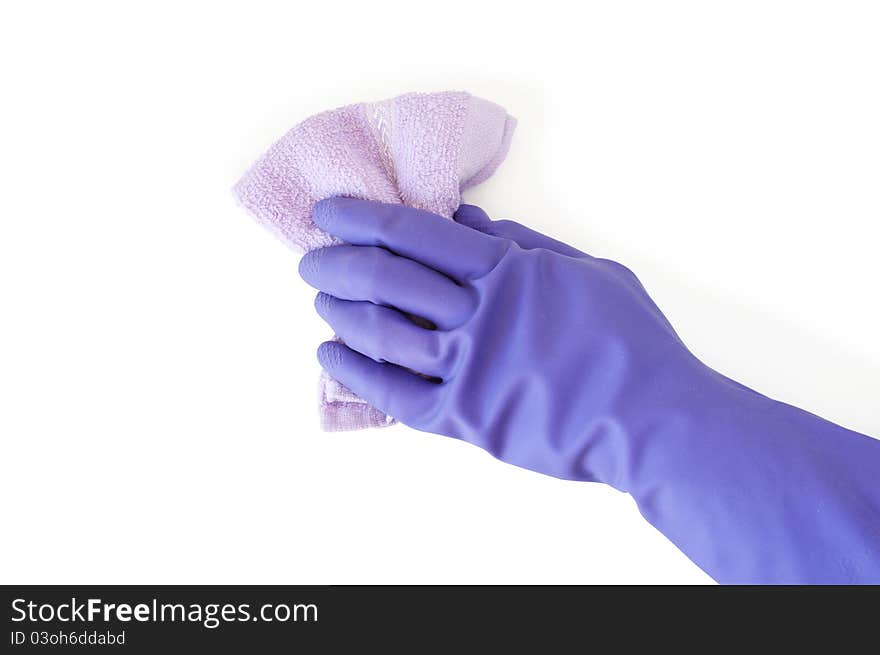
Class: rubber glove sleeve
299,197,880,584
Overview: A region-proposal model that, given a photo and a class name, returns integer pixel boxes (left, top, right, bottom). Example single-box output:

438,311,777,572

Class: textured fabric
233,91,516,431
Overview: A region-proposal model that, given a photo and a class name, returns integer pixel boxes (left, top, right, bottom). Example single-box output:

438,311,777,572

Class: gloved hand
299,197,880,584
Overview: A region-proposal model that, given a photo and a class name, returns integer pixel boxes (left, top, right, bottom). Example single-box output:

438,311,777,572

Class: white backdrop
2,1,878,584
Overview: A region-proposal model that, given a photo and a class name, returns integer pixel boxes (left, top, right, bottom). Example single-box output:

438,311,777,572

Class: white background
2,1,878,584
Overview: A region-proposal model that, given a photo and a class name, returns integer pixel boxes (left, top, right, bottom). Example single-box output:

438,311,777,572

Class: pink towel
234,91,516,431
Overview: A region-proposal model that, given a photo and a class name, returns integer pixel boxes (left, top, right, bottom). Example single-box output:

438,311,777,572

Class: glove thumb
453,204,586,258
453,204,494,231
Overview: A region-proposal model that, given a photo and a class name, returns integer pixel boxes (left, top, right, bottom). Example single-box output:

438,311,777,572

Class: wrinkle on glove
233,91,516,431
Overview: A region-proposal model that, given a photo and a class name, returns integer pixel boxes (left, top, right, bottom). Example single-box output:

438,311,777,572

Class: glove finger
454,205,587,258
315,293,449,379
312,197,508,282
317,340,440,427
300,245,474,330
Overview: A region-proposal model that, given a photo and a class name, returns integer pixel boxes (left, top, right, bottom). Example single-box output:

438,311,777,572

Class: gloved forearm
618,362,880,583
299,197,880,583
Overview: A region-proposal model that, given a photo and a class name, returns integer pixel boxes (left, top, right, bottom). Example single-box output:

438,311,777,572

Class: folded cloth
233,91,516,431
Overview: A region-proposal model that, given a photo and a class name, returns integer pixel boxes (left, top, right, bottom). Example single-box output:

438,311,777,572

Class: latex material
299,197,880,584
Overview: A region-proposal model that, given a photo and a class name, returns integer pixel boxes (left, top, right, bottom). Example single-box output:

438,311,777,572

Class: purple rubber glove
298,197,880,584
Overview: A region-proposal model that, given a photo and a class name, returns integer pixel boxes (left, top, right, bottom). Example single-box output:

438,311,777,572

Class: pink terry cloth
233,91,516,431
